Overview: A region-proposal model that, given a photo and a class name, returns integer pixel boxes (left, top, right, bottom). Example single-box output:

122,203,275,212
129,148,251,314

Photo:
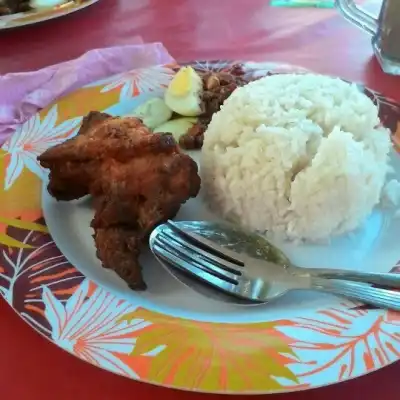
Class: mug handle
335,0,378,36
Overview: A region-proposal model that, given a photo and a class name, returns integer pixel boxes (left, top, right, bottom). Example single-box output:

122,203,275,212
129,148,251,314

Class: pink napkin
0,41,175,146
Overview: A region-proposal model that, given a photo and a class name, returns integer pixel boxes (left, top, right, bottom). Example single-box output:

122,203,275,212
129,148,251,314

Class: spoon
149,220,400,308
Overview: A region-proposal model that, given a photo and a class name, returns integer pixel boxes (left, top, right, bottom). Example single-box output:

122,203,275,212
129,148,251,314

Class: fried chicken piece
78,111,112,135
38,113,155,201
41,160,98,201
88,134,200,289
40,116,170,163
38,112,201,290
93,226,145,290
38,112,114,201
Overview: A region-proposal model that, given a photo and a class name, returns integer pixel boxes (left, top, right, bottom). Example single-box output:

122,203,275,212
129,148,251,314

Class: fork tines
166,220,244,266
152,223,243,286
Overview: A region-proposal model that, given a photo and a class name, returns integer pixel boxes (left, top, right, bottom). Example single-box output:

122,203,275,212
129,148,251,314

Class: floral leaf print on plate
43,279,162,379
120,309,299,392
87,65,176,101
243,61,309,80
0,149,43,219
186,60,238,73
1,105,82,190
0,214,48,249
0,219,83,336
276,304,400,388
0,216,48,233
182,60,310,88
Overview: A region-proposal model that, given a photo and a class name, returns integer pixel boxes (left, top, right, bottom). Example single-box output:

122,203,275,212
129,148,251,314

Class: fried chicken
38,112,201,290
38,111,112,201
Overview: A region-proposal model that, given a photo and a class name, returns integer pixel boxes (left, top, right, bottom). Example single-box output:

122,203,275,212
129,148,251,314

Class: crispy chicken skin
38,111,113,201
38,112,201,290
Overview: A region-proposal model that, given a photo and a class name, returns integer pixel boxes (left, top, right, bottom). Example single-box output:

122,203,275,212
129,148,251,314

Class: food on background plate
0,0,31,14
0,0,64,15
132,98,172,129
38,111,201,290
201,73,400,241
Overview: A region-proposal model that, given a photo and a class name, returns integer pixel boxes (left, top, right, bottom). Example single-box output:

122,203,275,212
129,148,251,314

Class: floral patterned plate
0,0,99,30
1,60,400,395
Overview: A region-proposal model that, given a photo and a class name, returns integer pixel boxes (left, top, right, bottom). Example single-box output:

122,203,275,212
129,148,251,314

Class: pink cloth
0,40,174,145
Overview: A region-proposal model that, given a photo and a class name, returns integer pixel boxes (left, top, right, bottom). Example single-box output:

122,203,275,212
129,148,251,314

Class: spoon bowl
150,221,313,305
149,221,400,310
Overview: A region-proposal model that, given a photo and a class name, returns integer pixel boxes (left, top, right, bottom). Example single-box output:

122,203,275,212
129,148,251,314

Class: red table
0,0,398,399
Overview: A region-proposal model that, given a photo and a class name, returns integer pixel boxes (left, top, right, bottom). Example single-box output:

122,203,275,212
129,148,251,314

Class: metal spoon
149,220,400,309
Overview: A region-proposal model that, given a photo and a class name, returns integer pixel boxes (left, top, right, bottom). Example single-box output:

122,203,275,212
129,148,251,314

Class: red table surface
0,0,398,399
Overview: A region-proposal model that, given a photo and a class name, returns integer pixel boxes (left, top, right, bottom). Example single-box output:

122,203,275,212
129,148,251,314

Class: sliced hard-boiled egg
153,118,197,142
131,98,173,129
164,66,203,117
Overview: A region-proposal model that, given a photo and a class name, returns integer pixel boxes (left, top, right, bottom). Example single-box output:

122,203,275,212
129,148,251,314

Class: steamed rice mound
200,73,395,241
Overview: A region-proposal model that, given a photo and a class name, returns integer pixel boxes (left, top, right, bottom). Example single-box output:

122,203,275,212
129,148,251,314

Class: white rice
200,73,398,241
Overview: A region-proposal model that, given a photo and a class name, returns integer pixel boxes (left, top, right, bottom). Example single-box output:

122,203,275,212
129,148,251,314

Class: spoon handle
310,278,400,311
298,267,400,289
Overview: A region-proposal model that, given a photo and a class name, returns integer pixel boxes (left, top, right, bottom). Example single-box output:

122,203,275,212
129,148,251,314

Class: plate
0,60,400,394
0,0,99,29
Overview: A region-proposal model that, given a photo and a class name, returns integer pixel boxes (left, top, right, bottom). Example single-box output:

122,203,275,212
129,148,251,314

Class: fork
149,221,400,310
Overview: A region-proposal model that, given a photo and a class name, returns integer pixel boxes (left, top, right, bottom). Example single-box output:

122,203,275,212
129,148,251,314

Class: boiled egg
164,66,203,117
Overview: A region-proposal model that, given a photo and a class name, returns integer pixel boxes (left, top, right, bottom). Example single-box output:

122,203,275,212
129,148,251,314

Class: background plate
0,60,399,394
0,0,99,29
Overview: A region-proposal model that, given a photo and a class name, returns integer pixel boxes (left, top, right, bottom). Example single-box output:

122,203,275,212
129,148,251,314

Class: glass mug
335,0,400,75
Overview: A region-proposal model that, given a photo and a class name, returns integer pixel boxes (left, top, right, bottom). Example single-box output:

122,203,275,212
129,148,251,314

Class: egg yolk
168,67,196,97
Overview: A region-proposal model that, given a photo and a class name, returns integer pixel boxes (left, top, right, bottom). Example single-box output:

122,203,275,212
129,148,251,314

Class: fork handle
310,278,400,311
298,267,400,289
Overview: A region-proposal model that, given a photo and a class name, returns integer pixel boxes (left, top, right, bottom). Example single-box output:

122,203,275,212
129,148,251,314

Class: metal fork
149,221,400,310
